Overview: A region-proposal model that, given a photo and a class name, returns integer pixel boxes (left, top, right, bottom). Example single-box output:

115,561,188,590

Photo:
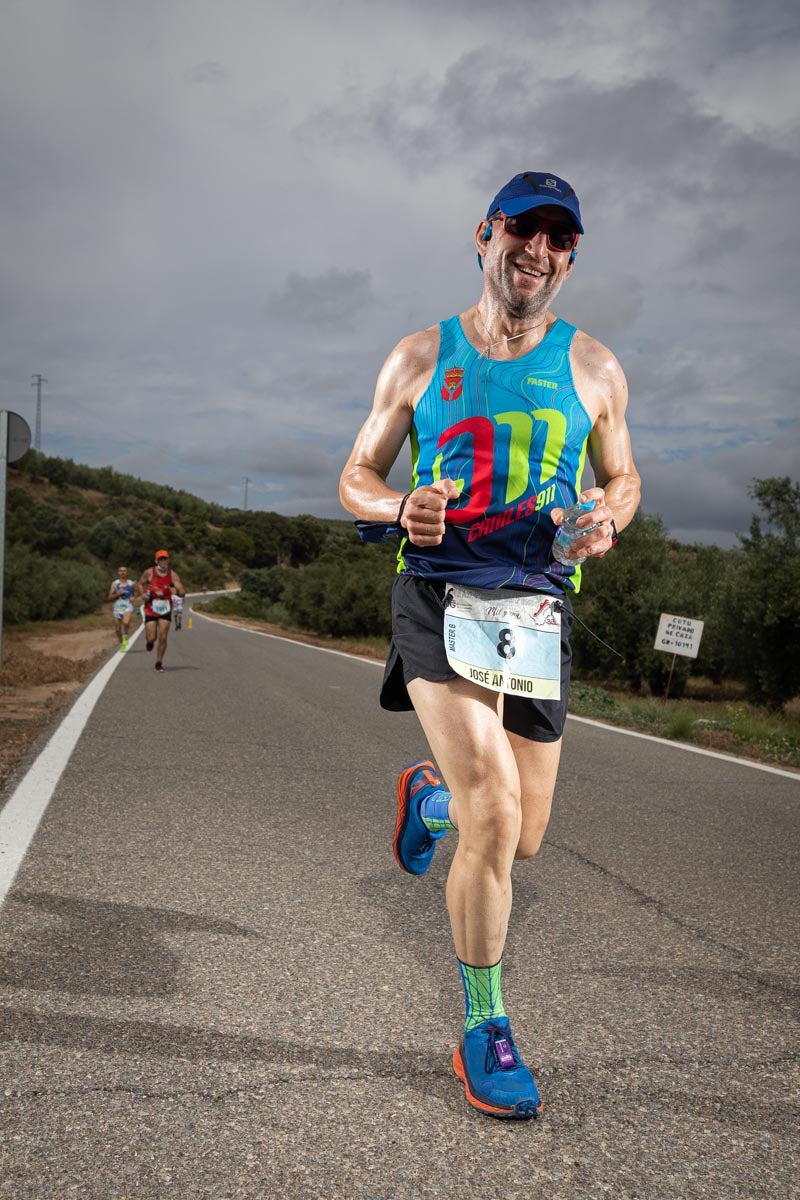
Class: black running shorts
380,574,573,743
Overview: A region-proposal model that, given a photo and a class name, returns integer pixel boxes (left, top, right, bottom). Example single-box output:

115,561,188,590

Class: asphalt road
0,599,797,1199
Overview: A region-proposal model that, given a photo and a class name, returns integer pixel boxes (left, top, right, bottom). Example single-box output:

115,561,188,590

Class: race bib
151,598,171,615
113,601,132,616
444,584,562,700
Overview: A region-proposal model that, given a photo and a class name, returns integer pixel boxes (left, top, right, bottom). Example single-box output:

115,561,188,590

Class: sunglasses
493,210,579,253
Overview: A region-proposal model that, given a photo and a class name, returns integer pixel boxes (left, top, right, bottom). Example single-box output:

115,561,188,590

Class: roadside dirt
0,613,117,794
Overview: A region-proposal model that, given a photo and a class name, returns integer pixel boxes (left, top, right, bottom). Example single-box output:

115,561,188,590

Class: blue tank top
399,315,592,593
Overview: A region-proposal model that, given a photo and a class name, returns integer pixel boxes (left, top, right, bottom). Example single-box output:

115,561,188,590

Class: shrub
3,545,107,624
568,681,619,718
240,566,290,606
666,708,695,740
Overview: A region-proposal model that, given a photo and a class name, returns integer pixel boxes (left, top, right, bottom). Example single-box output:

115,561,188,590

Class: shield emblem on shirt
441,368,464,402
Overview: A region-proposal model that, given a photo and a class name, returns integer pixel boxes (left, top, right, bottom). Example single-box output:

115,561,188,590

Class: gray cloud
1,0,797,548
640,420,800,547
186,61,229,86
561,275,645,342
264,269,375,330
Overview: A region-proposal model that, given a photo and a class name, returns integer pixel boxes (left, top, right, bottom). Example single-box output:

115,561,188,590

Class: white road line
197,610,800,781
0,624,143,909
2,609,795,914
191,608,381,666
567,714,799,780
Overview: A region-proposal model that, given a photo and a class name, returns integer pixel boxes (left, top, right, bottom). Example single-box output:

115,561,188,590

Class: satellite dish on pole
4,411,32,463
1,410,34,665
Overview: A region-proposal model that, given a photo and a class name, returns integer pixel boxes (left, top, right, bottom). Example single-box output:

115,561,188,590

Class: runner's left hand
551,487,617,559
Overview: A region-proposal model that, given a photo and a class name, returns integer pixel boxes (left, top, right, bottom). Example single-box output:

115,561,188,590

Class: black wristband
397,493,411,526
609,519,619,546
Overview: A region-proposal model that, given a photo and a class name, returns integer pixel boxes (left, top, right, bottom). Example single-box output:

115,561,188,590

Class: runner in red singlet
136,550,186,673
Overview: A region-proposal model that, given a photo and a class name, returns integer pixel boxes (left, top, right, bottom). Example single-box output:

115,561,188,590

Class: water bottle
551,500,599,565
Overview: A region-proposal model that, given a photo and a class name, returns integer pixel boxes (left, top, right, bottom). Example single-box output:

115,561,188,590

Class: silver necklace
475,306,547,359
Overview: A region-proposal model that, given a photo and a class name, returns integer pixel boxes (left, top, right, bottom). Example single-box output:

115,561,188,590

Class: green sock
420,789,455,834
458,958,507,1032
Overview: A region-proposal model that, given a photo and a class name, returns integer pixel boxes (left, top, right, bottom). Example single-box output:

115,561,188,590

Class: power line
31,374,47,452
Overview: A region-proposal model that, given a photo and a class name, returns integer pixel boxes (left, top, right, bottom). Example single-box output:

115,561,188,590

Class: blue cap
486,172,584,234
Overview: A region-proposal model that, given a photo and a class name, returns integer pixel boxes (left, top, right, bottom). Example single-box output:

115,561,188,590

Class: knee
458,788,522,863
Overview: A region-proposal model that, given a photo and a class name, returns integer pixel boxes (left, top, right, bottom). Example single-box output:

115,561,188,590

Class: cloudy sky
2,0,798,547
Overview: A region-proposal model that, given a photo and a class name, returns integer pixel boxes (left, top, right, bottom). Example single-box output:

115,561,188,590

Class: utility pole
31,374,47,452
242,476,250,511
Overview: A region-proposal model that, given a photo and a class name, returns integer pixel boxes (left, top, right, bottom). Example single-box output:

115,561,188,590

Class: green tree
282,515,325,566
87,515,138,563
278,556,395,637
214,527,256,564
240,566,289,606
31,505,77,554
679,543,731,683
572,512,683,692
718,477,800,709
6,487,37,545
3,545,106,624
8,489,79,553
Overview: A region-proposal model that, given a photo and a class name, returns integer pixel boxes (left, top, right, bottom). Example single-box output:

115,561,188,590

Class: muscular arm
170,572,185,597
340,331,432,520
107,580,118,601
557,334,641,556
339,328,460,545
585,351,640,532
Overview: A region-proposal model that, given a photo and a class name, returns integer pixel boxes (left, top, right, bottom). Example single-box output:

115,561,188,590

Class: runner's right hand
400,480,461,546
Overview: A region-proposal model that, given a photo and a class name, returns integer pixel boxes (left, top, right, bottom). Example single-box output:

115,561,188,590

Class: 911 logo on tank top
400,315,593,593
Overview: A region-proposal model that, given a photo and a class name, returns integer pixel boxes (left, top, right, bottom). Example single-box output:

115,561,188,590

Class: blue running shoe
452,1018,542,1119
393,760,446,876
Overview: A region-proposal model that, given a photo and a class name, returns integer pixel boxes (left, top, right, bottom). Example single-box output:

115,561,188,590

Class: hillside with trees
4,449,341,624
5,451,798,711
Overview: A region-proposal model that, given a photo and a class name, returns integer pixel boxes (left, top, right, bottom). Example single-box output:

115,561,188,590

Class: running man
107,566,135,652
340,171,640,1119
172,589,184,630
136,550,185,673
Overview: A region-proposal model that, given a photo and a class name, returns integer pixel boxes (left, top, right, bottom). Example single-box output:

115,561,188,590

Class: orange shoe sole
392,760,437,873
452,1047,543,1119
